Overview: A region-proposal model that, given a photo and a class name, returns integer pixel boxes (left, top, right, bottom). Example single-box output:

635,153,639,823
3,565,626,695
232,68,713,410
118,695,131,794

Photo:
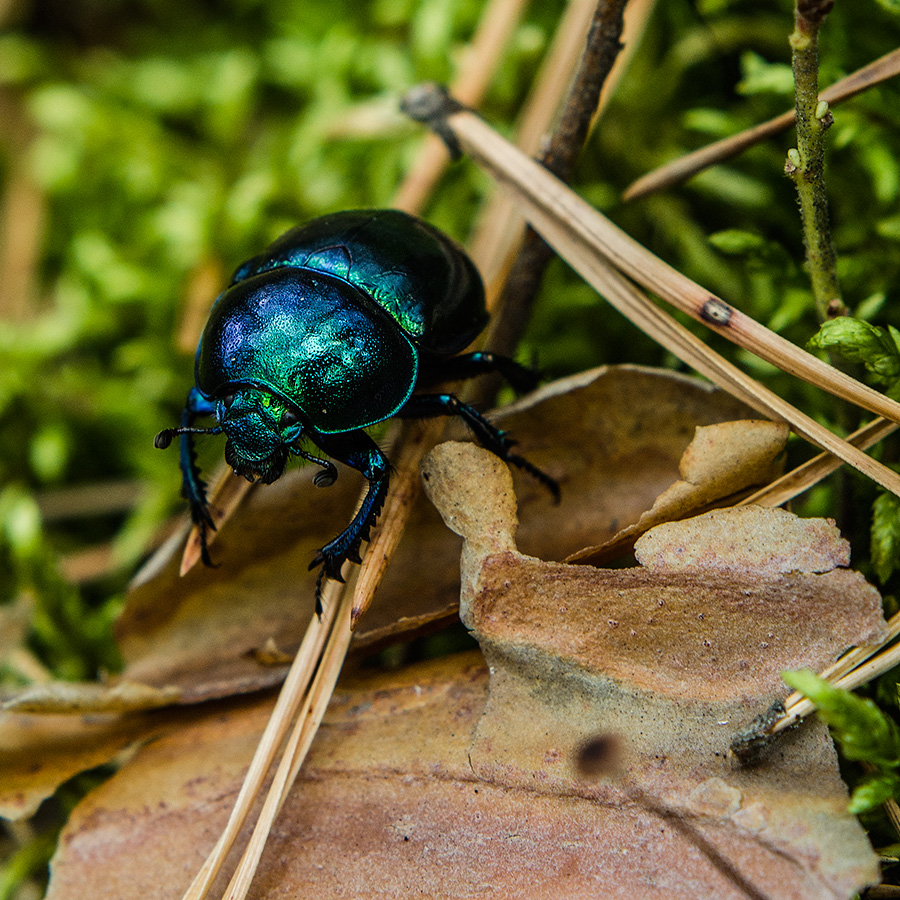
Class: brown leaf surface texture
417,441,884,899
45,440,885,900
116,365,759,702
0,366,759,823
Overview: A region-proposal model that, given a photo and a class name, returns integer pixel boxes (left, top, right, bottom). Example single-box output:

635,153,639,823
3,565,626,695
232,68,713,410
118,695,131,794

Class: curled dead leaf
568,419,788,565
2,680,182,715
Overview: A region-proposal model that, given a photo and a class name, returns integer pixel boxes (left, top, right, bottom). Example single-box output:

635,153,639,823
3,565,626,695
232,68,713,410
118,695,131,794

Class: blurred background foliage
2,0,900,894
0,0,899,688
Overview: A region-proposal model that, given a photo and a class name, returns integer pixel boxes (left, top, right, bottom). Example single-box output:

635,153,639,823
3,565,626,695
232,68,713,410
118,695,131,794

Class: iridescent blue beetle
156,209,557,604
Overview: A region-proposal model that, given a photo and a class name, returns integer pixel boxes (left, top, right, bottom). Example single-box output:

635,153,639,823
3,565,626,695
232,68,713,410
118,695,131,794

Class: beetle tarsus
314,569,326,617
189,499,219,568
508,452,560,501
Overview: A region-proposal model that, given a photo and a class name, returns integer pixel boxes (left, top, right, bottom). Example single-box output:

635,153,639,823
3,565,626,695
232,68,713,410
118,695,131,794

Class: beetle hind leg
418,350,539,394
399,393,559,500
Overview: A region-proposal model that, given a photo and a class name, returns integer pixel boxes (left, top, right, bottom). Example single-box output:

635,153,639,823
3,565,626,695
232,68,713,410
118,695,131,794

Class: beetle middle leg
306,430,390,613
398,393,559,499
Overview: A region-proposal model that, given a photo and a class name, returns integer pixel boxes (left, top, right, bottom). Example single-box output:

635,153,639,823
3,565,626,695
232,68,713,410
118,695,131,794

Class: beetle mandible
155,209,558,606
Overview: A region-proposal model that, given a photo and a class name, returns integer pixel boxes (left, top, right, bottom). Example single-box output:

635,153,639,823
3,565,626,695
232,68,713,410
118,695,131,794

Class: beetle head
219,387,304,484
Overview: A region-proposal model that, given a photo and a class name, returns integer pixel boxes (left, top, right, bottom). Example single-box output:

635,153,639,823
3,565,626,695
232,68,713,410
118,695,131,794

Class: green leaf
807,317,900,387
849,772,900,814
736,52,795,98
873,492,900,584
708,229,767,255
782,669,900,768
873,0,900,16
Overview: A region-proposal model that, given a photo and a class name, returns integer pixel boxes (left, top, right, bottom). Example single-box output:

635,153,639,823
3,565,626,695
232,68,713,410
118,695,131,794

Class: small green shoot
808,318,900,397
783,669,900,813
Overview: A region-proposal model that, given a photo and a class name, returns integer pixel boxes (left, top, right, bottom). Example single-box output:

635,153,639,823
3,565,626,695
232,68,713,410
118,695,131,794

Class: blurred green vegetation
2,0,900,892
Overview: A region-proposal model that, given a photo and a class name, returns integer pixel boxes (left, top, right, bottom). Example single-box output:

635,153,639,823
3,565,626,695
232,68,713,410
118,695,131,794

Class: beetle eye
281,408,300,428
222,394,235,409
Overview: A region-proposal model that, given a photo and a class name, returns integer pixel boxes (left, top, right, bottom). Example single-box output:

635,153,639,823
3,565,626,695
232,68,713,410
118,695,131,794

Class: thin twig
469,0,601,285
481,0,630,385
622,47,900,202
787,0,845,319
351,1,644,633
391,0,530,215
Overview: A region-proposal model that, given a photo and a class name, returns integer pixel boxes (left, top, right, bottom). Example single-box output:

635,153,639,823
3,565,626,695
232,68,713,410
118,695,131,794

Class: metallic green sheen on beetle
156,209,558,605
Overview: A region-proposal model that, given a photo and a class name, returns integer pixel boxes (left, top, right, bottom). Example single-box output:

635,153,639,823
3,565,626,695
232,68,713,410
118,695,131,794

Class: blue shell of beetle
196,209,488,434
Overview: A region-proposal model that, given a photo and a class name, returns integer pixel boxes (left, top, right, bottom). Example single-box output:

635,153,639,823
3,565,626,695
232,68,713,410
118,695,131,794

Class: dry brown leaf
568,418,788,565
0,708,178,820
44,441,884,899
0,366,756,827
115,366,757,701
44,655,490,900
419,441,885,898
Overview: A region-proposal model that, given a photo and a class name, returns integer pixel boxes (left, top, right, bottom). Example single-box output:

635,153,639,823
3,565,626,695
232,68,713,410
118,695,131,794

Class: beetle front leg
307,430,390,610
160,388,219,566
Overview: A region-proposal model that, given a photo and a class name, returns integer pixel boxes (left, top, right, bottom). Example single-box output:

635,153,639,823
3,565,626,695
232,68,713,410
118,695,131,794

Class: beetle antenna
154,425,223,449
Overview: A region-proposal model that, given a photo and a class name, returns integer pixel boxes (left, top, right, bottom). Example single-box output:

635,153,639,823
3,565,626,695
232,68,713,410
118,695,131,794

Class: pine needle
739,418,898,510
400,90,900,498
178,575,345,900
771,611,900,737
